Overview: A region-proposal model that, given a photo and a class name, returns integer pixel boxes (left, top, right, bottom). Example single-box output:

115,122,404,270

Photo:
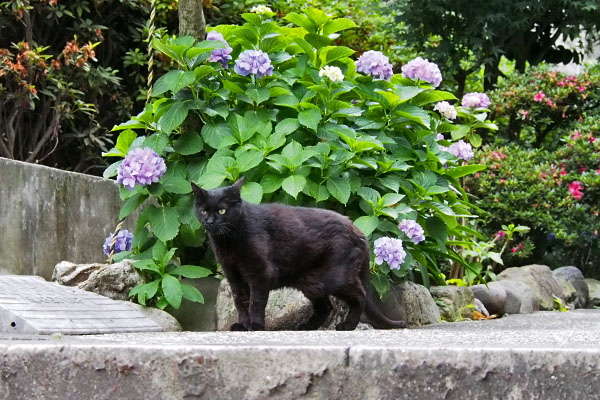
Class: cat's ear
191,182,207,201
231,177,245,192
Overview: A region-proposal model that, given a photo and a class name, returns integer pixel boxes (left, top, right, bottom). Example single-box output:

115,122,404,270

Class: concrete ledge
0,157,131,279
1,310,599,399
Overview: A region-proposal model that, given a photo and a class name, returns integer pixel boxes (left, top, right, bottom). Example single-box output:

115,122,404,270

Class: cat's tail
361,268,407,329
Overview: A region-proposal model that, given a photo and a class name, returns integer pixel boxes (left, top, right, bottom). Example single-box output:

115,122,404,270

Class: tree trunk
178,0,206,39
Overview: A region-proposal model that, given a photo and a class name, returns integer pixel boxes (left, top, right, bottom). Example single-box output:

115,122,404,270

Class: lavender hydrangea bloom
374,237,406,270
448,140,474,161
433,101,457,120
207,31,232,68
103,229,133,257
436,133,449,152
401,57,442,87
398,219,426,244
234,50,273,78
355,50,393,80
117,147,167,190
461,92,491,109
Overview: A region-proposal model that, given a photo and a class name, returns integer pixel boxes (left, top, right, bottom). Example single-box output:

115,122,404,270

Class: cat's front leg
248,283,269,331
225,270,251,331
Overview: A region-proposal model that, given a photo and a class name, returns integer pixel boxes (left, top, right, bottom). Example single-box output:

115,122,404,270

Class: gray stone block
377,281,440,326
586,278,600,308
471,282,507,315
553,266,589,308
500,280,539,314
430,285,475,321
497,264,565,310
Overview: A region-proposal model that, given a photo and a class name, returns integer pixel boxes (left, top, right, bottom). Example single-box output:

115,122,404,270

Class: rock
216,279,313,331
553,266,589,308
470,282,507,315
53,260,144,301
586,279,600,308
500,280,539,314
474,298,489,317
376,281,440,327
497,264,565,311
429,286,474,321
115,301,182,332
215,279,429,330
553,277,578,309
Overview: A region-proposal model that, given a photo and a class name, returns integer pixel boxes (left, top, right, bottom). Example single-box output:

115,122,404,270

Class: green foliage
125,242,211,309
467,139,600,278
0,0,177,173
390,0,600,94
107,9,495,299
490,64,600,148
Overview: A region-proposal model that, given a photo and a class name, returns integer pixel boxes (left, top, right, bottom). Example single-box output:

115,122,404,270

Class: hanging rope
146,0,157,103
109,0,157,263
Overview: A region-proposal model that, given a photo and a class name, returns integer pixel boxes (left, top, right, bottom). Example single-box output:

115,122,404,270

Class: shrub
466,135,600,278
0,0,177,173
104,8,495,307
489,64,600,148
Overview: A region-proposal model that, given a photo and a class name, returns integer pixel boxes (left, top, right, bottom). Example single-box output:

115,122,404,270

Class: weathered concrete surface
1,310,600,399
0,157,133,280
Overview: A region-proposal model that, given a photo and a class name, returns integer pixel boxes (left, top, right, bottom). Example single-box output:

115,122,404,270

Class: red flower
560,168,567,176
568,181,584,201
511,247,517,254
580,166,587,174
533,91,546,102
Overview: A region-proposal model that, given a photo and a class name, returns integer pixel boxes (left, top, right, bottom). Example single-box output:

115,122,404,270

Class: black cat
191,178,406,331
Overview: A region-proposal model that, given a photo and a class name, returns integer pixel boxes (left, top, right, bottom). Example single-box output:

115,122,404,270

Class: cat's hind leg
297,296,332,330
333,282,366,331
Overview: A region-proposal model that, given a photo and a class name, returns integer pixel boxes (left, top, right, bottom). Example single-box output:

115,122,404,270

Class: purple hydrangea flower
398,219,426,244
437,133,449,152
461,92,491,109
355,50,394,80
448,140,474,161
117,147,167,190
234,50,273,78
401,57,442,87
374,237,406,270
207,30,232,69
103,229,133,257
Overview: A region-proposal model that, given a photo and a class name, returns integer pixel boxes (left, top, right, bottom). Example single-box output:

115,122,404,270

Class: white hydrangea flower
319,65,344,82
250,5,273,14
433,101,457,120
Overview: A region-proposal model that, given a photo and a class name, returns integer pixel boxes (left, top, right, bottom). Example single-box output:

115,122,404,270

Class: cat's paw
250,323,265,331
335,321,358,331
229,323,248,331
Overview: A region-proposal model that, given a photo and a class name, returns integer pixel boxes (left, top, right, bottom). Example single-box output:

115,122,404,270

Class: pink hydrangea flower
448,140,474,161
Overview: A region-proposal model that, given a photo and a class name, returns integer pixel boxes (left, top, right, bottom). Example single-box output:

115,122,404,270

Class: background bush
0,0,177,173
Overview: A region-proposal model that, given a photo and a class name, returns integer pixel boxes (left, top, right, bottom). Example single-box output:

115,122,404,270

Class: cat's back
245,202,363,243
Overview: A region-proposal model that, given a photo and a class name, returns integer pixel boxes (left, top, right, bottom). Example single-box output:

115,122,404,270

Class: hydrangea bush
104,8,496,301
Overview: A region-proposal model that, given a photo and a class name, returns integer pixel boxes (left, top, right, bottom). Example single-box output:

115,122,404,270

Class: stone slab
0,276,162,334
0,310,599,399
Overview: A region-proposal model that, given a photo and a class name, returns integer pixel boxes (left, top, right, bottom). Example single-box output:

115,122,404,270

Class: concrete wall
0,157,134,280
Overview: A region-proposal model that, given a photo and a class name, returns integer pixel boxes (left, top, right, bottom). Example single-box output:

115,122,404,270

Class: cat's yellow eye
218,209,227,215
200,210,208,215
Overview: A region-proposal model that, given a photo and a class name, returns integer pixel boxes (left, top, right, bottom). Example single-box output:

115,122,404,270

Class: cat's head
191,177,245,237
